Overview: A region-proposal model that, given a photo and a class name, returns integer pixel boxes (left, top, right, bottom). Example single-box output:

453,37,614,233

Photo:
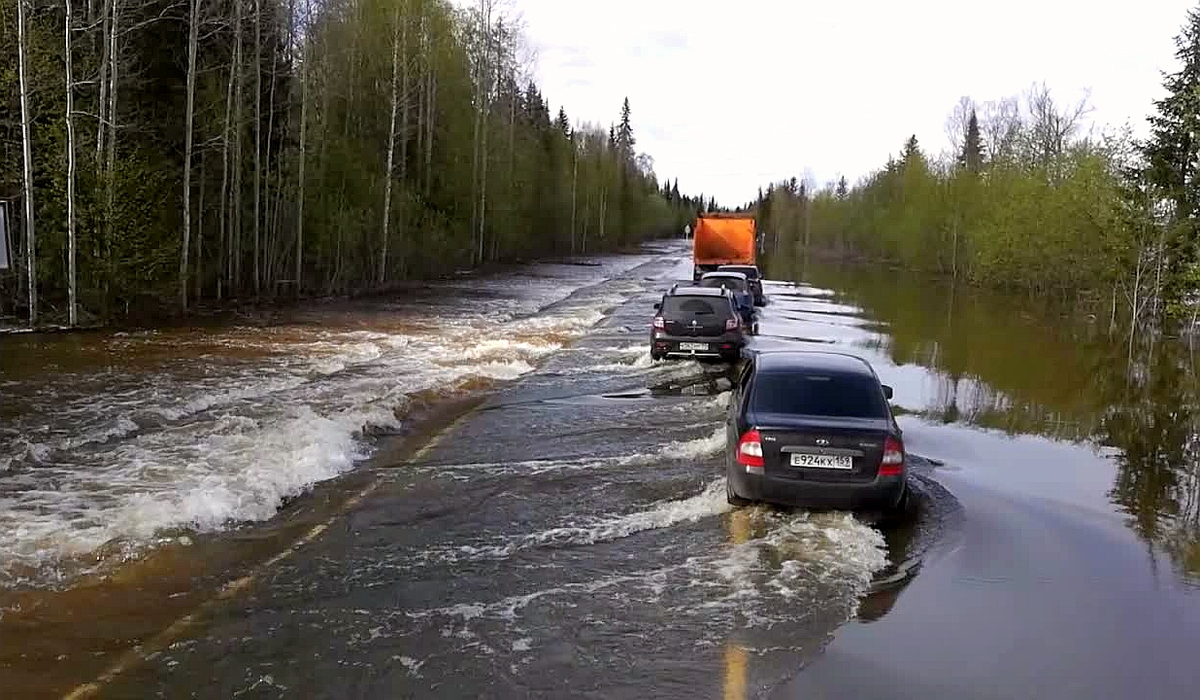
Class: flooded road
3,242,1199,698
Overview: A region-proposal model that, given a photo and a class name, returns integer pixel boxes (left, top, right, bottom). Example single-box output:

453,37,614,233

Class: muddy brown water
1,241,1198,699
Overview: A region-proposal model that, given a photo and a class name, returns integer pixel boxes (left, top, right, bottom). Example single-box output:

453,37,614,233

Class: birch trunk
380,6,402,285
17,0,36,325
295,0,310,292
65,0,79,325
232,0,244,291
398,12,410,275
96,0,110,176
104,0,120,314
180,0,201,311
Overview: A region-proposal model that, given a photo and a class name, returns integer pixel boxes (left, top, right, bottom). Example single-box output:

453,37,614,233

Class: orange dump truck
692,213,757,279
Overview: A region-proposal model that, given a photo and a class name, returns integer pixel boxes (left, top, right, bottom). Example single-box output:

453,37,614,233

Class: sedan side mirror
882,384,894,400
653,303,660,310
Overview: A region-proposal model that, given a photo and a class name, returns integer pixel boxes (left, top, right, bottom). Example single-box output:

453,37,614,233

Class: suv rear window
662,296,732,318
750,371,888,418
700,277,747,293
721,267,760,280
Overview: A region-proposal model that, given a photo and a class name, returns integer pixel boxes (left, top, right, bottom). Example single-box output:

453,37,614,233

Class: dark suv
717,265,766,306
650,286,747,362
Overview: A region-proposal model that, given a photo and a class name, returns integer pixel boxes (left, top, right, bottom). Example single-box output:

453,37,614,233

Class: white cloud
455,0,1195,205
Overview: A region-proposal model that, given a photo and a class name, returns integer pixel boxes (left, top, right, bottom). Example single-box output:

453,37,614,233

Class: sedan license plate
679,342,708,351
790,452,853,469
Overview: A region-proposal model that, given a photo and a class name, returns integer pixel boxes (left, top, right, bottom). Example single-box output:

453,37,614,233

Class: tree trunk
263,1,280,292
104,0,120,317
295,0,309,293
253,0,262,295
380,6,402,285
95,0,111,177
196,151,205,302
65,0,79,325
180,0,201,311
398,11,409,276
425,46,436,197
476,13,492,265
569,138,578,254
218,55,235,301
232,0,244,293
17,0,36,325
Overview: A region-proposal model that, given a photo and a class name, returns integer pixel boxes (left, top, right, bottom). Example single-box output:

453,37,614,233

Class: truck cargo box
693,215,756,277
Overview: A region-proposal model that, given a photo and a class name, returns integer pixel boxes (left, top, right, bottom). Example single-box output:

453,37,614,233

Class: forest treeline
0,0,700,326
756,6,1200,327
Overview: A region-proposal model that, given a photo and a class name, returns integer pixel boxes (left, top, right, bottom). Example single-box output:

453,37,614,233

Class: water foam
1,260,641,587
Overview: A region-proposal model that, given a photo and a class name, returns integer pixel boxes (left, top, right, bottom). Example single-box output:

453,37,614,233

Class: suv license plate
679,342,708,351
790,453,853,469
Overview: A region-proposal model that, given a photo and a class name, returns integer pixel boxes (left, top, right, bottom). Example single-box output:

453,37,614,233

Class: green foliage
757,86,1144,302
0,0,699,323
1143,6,1200,318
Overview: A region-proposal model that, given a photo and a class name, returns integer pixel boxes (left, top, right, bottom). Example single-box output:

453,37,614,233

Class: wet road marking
60,411,473,700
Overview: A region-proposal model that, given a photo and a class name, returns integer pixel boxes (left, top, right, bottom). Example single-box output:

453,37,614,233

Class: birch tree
65,0,79,325
17,0,37,325
380,4,402,285
180,0,202,310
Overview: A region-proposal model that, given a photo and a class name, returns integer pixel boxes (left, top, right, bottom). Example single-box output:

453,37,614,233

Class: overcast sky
459,0,1196,206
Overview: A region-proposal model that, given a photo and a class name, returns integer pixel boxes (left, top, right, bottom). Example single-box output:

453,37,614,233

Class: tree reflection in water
771,257,1200,584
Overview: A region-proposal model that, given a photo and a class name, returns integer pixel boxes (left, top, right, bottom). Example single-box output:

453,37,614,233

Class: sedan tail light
737,429,764,472
652,316,665,329
879,435,904,476
725,318,739,331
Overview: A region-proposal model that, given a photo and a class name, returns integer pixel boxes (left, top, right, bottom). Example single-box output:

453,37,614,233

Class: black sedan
724,350,908,515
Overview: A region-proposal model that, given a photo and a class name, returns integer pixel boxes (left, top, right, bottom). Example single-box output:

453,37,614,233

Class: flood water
1,241,1198,699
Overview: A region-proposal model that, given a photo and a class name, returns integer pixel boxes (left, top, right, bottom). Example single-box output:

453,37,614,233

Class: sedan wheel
726,473,752,507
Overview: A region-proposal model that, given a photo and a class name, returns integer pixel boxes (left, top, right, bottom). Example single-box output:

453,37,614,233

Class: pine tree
671,179,680,202
617,97,635,160
554,107,569,134
1145,7,1200,316
902,135,923,164
959,110,984,171
836,176,849,198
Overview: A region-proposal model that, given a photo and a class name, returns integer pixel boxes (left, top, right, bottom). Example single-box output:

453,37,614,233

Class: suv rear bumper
728,465,905,510
651,331,744,359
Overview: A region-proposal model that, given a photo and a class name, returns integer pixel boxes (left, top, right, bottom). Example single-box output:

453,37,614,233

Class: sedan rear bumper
729,466,905,510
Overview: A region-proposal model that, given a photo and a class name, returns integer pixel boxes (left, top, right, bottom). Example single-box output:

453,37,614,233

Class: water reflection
771,257,1200,584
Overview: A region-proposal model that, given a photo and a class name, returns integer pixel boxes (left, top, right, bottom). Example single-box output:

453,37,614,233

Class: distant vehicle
697,271,756,333
716,264,766,307
692,214,756,280
724,350,908,517
651,286,747,362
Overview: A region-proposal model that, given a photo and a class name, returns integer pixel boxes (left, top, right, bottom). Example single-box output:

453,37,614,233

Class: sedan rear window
662,296,731,318
750,371,888,418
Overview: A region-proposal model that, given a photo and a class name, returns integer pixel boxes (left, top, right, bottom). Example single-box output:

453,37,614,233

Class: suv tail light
879,436,904,476
652,316,665,329
725,318,739,331
737,429,764,472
